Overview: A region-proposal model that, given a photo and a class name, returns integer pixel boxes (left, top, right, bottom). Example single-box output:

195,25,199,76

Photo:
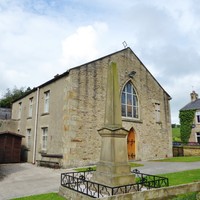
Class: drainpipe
33,87,40,164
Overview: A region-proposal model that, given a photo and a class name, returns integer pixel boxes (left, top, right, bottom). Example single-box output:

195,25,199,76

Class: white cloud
60,22,108,68
0,2,71,92
1,0,200,125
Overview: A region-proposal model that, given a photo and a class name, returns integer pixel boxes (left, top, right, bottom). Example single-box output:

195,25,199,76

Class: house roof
13,47,171,102
0,131,25,138
180,99,200,111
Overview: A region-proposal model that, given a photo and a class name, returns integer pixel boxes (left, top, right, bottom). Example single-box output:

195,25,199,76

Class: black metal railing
61,168,169,198
173,141,200,146
132,169,169,189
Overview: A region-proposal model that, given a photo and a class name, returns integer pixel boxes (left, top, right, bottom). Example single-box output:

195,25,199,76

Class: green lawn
160,168,200,186
171,192,198,200
155,156,200,162
130,162,144,168
75,162,143,172
172,127,181,142
75,166,96,172
11,193,65,200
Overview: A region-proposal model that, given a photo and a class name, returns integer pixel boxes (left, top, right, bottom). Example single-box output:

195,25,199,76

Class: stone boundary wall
59,182,200,200
184,146,200,156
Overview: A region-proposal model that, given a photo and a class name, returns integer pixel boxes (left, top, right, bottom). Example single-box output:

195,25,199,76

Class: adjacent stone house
2,47,172,167
180,91,200,144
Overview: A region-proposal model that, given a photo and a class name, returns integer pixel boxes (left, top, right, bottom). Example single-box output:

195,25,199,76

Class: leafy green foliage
179,110,196,143
0,86,31,108
171,124,180,128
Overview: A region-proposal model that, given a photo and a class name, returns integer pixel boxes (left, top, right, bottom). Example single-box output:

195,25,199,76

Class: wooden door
127,127,135,160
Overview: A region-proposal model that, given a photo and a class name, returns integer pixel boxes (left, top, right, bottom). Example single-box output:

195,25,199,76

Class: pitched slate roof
13,47,171,102
180,99,200,111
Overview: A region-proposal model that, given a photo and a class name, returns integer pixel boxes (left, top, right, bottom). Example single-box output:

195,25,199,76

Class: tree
0,86,31,108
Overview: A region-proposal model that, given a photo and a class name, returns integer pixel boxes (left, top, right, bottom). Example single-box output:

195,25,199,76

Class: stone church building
1,47,172,167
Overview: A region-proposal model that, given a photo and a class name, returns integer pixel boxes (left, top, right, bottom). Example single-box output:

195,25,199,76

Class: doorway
127,127,135,160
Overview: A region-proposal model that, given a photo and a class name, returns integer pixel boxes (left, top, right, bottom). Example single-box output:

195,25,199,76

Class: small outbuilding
0,131,24,163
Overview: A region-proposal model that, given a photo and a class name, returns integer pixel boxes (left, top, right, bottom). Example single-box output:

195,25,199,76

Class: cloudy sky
1,0,200,124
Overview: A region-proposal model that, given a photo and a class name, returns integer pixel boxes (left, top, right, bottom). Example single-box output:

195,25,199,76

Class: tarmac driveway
0,163,69,200
0,161,200,200
136,160,200,175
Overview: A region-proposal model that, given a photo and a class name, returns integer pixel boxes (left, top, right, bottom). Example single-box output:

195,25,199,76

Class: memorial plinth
92,62,135,187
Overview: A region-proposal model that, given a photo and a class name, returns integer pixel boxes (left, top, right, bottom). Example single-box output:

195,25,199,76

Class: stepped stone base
92,161,135,187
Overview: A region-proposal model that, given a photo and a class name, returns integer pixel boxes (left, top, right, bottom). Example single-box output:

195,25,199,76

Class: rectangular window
44,91,50,113
196,132,200,144
155,103,160,122
196,111,200,124
26,129,31,148
28,98,33,117
42,127,48,150
18,102,22,119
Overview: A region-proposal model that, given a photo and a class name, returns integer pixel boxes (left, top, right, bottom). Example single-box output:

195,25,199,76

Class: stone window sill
122,117,143,123
41,112,49,116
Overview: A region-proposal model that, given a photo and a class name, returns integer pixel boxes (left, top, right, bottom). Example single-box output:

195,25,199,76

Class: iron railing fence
61,168,169,198
173,141,200,146
132,169,169,189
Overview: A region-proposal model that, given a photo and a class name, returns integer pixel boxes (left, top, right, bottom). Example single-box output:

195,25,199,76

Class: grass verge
75,162,143,172
171,192,198,200
11,193,65,200
159,168,200,186
154,156,200,162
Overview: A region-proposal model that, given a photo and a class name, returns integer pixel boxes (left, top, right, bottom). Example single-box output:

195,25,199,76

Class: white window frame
155,103,161,122
28,97,33,117
196,132,200,144
26,129,31,148
196,111,200,124
42,127,48,150
121,81,139,119
18,102,22,119
44,91,50,113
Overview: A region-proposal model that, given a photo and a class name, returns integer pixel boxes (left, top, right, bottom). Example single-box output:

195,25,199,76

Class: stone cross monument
92,61,135,187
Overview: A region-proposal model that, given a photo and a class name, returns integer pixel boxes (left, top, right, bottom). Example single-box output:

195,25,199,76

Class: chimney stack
190,91,198,102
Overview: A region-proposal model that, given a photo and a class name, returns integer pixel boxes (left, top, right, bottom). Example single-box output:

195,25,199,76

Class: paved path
135,161,200,175
0,161,200,200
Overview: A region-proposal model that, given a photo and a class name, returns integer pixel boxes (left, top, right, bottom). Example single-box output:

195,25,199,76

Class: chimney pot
190,91,198,102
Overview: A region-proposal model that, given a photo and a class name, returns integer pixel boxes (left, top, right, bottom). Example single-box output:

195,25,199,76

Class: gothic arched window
121,81,139,118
